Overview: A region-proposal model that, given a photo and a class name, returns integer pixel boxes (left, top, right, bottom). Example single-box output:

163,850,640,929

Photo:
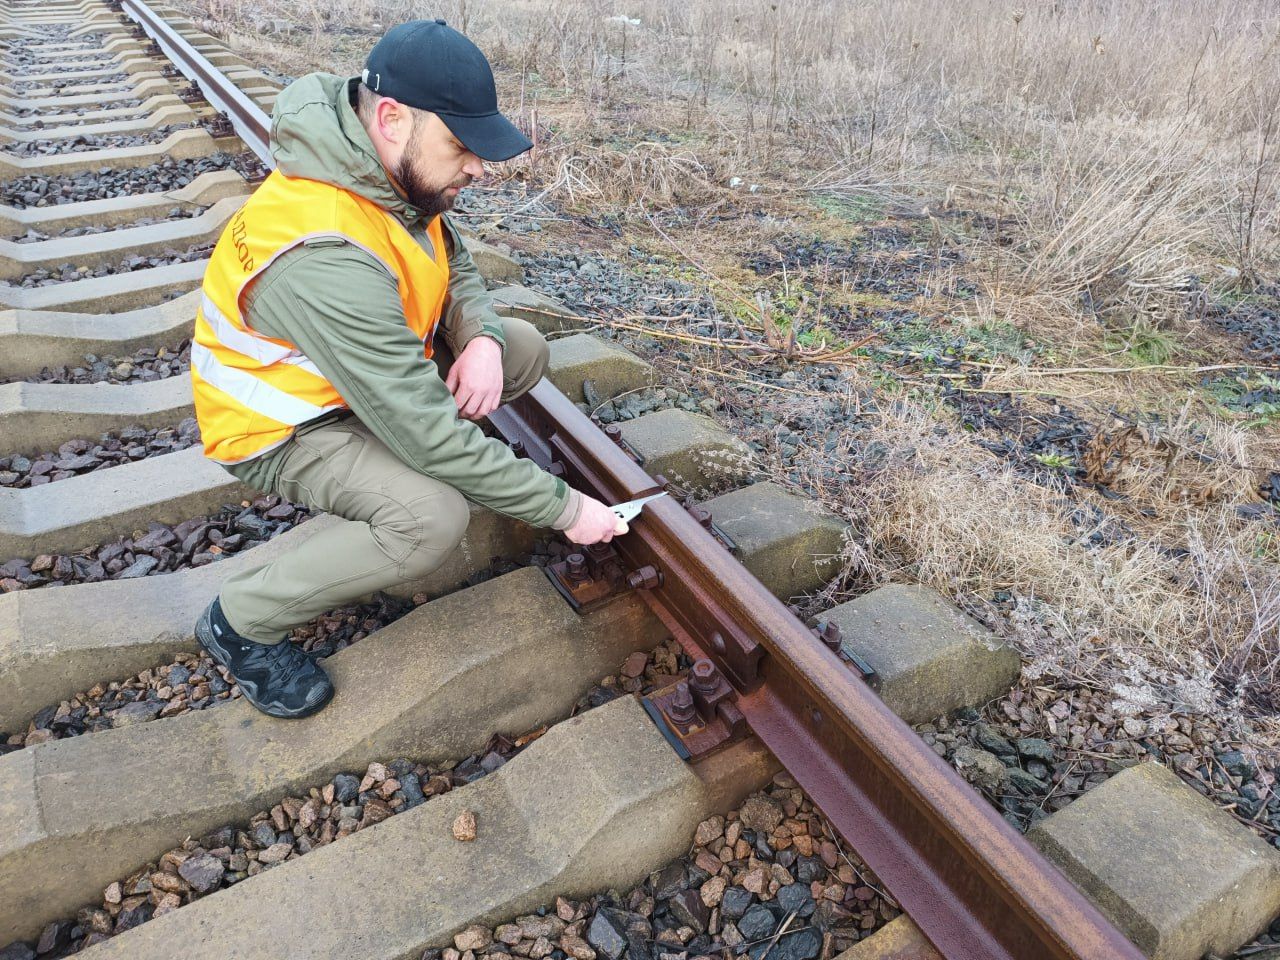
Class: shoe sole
195,603,335,720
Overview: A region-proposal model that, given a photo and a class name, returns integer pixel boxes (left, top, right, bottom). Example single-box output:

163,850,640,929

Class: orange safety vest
191,170,450,465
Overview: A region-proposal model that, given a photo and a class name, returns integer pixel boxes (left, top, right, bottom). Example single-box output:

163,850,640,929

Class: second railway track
2,3,1279,960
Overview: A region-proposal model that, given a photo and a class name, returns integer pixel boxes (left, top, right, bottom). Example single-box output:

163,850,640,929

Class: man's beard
393,146,469,219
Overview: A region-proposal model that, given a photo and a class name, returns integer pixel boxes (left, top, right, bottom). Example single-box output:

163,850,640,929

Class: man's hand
445,335,504,420
564,495,629,545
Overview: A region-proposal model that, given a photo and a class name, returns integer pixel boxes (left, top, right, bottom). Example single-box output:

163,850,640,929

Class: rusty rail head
491,381,1145,960
121,0,273,165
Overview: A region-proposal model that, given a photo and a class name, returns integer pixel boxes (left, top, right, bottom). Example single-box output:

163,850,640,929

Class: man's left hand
445,336,504,420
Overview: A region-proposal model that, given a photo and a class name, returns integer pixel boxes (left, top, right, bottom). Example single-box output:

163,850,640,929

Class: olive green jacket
220,73,572,529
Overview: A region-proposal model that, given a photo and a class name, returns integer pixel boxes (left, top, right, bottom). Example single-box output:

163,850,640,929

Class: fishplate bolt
626,565,662,590
603,424,643,463
811,619,881,690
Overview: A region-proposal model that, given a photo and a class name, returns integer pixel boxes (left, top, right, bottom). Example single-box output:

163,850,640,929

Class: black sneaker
195,597,334,719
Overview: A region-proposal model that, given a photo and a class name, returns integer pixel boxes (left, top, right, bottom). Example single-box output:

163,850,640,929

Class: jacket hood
269,72,427,226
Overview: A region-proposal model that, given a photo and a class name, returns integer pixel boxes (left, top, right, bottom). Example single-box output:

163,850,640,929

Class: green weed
1104,322,1178,366
811,192,885,225
1033,452,1074,469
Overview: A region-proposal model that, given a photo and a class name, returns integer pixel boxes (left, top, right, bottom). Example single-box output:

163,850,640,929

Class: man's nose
462,155,485,179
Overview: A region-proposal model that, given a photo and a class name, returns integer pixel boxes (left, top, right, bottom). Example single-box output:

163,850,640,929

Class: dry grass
544,140,725,209
734,391,1280,748
199,0,1280,304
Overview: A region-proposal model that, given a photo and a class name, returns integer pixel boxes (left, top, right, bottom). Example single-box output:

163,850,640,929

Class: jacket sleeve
238,240,571,529
438,214,508,357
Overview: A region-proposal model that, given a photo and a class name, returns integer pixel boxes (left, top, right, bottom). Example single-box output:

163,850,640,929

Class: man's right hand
564,495,629,545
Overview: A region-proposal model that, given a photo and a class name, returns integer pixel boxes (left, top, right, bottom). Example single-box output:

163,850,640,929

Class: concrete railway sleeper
1,3,1279,960
4,697,779,960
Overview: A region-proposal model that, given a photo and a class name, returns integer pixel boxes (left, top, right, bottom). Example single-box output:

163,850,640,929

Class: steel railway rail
113,1,1148,957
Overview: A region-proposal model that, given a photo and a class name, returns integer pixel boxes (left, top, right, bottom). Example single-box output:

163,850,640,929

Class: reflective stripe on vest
191,171,450,465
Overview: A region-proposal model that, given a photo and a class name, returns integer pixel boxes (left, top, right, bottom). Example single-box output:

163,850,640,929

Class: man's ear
374,97,412,145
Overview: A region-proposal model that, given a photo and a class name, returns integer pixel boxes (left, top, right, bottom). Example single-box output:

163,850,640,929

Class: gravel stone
667,889,709,932
756,926,822,960
720,885,754,921
972,723,1016,757
776,883,816,918
177,854,224,893
250,822,277,849
332,773,360,803
649,861,685,900
108,700,164,727
738,795,784,833
1016,738,1055,763
737,903,777,941
1005,767,1049,795
585,911,627,960
454,926,492,952
952,746,1007,792
452,809,477,842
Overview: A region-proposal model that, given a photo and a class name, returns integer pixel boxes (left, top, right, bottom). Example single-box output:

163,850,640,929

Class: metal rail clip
641,659,748,761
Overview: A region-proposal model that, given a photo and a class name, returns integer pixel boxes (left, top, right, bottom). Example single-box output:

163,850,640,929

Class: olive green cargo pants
217,317,548,645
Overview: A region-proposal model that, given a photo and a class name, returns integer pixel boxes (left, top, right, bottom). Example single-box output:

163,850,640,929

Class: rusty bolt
689,506,713,528
626,565,661,590
565,552,589,582
604,424,623,444
669,682,697,725
509,439,525,457
690,659,720,697
815,620,843,653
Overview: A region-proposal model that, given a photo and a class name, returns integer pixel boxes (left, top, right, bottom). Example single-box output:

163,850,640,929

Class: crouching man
191,20,623,718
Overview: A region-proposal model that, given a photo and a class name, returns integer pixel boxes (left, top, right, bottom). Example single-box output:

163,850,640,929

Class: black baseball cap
362,19,533,162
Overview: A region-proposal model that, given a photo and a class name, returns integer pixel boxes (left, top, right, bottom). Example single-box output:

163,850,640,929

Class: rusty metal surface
490,382,1145,960
121,0,273,164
